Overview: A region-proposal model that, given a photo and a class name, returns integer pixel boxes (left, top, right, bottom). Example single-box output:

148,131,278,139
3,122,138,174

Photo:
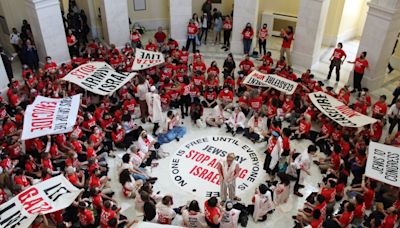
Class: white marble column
24,0,70,64
292,0,329,69
355,0,400,90
99,0,130,47
169,0,192,47
231,0,259,54
0,58,9,95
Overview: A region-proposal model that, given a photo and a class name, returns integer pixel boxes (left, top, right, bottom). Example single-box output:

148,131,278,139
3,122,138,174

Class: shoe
298,184,305,189
224,48,229,51
176,137,180,142
292,216,297,220
221,46,226,49
350,90,356,94
389,68,394,74
226,129,231,133
218,125,221,128
232,132,236,137
294,192,303,197
313,160,320,165
141,119,146,124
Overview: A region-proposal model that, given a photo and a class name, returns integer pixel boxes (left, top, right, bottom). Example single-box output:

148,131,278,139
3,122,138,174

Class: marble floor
7,31,400,227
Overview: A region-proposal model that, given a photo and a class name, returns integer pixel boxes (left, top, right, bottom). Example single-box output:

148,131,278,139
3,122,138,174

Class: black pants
353,72,364,92
205,218,220,228
185,38,196,53
180,95,191,116
294,168,301,193
223,30,231,47
327,59,341,81
258,39,267,56
202,99,217,108
243,128,260,141
389,117,400,134
200,28,208,43
247,205,267,221
226,124,243,134
153,123,159,135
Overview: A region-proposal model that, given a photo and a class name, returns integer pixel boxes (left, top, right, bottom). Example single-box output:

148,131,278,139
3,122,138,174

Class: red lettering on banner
207,158,218,168
70,64,96,79
30,101,58,132
18,187,53,214
337,105,360,118
253,72,266,81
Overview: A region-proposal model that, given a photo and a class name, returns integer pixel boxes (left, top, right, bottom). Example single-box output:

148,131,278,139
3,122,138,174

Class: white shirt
294,149,310,171
137,82,150,101
9,33,20,45
388,104,400,118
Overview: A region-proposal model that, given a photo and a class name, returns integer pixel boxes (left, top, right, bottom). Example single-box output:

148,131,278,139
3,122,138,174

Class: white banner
63,62,136,96
132,49,165,71
21,94,81,140
308,92,377,128
242,70,298,95
366,142,400,187
0,175,82,228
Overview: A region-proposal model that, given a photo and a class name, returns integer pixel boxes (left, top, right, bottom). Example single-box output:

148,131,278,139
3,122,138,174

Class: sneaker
176,137,180,142
233,196,241,201
221,46,226,49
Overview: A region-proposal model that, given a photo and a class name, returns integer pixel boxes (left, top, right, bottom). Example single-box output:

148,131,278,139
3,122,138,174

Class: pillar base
362,74,385,91
291,50,320,69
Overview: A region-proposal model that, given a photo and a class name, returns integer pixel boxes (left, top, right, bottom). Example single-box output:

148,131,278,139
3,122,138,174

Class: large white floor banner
0,175,82,228
132,49,165,71
21,94,81,140
63,62,136,96
366,142,400,187
242,70,298,95
309,92,377,127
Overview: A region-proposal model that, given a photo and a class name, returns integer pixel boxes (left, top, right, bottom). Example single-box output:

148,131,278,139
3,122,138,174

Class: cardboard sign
366,142,400,187
169,136,262,198
63,62,136,96
0,175,82,228
132,49,165,71
21,95,81,140
308,92,377,127
243,70,298,95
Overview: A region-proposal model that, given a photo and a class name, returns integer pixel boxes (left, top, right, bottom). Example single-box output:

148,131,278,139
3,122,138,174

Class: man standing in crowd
292,145,317,197
9,28,21,53
0,47,14,82
280,26,294,65
218,152,241,202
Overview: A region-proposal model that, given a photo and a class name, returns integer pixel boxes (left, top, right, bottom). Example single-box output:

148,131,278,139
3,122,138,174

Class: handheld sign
63,62,136,96
366,142,400,187
242,70,298,95
132,49,165,71
21,94,81,140
0,175,82,228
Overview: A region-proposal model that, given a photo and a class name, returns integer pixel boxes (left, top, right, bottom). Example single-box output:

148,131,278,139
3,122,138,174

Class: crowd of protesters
0,0,399,227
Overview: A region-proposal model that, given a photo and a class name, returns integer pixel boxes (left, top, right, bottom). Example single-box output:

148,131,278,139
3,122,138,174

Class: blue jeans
132,168,147,182
243,38,252,54
158,126,186,144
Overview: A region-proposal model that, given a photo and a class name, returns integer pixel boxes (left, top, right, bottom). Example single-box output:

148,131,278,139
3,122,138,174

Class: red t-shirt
332,48,346,60
338,211,353,227
218,90,233,101
281,33,294,48
154,31,167,43
372,101,387,116
354,58,369,74
242,29,254,39
259,28,268,39
204,201,221,224
100,208,116,228
79,209,95,226
381,214,398,228
223,20,232,30
187,24,198,35
364,188,375,209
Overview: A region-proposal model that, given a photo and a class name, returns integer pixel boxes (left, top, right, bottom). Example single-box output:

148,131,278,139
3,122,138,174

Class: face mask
73,154,78,159
286,98,290,101
95,129,100,134
224,89,228,93
47,60,51,64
